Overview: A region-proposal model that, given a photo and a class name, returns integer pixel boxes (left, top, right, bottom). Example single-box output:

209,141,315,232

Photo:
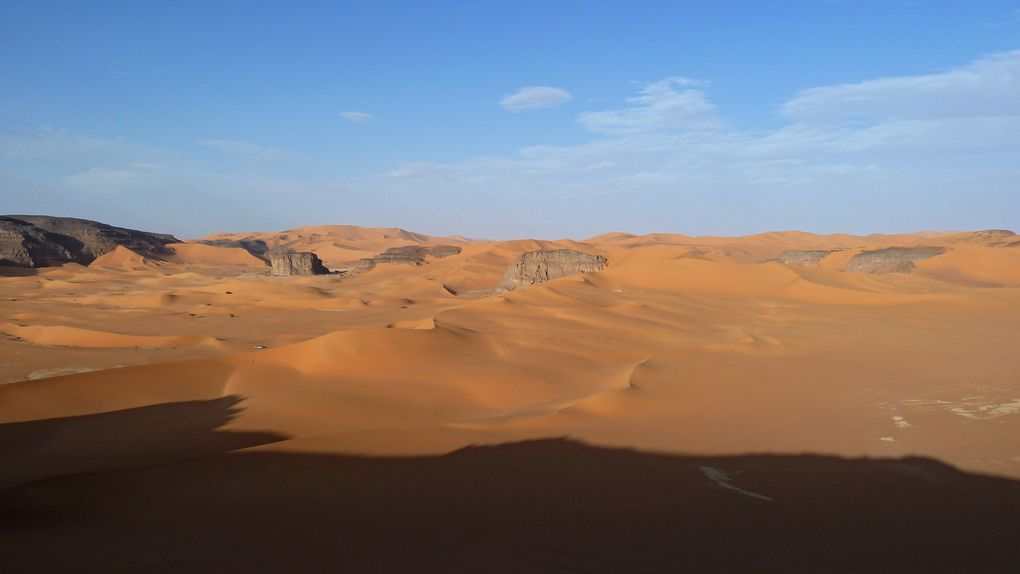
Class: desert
2,215,1020,571
6,2,1020,571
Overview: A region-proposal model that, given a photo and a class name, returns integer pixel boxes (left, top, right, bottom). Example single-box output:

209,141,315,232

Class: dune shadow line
0,395,287,490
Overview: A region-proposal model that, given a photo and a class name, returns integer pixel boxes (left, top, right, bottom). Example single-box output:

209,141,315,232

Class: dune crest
88,245,158,270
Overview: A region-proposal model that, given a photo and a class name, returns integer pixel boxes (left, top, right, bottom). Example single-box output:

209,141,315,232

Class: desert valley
2,214,1020,571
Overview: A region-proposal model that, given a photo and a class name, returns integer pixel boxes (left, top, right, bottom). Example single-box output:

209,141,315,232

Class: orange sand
2,226,1020,570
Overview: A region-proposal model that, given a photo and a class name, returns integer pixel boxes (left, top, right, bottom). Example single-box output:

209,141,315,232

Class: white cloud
499,86,573,111
380,50,1020,235
5,49,1020,238
340,111,373,123
782,49,1020,123
197,139,294,162
579,77,722,134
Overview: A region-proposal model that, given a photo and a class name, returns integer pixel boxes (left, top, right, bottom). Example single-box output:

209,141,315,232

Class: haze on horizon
2,1,1019,238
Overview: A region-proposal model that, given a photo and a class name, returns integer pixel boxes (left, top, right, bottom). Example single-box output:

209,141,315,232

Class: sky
2,1,1019,239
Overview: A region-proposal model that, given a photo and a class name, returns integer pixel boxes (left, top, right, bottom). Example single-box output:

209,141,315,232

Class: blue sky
2,1,1019,238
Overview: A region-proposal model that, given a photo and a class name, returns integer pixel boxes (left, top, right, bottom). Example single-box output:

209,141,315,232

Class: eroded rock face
845,246,947,273
0,215,179,268
196,238,270,259
361,245,462,268
973,229,1016,240
269,251,330,276
499,249,607,291
777,250,837,266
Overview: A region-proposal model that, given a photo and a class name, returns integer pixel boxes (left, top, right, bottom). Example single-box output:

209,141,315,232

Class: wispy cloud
499,86,573,111
340,111,373,123
5,49,1020,237
386,162,447,178
782,49,1020,123
579,77,721,134
382,49,1020,235
197,138,295,162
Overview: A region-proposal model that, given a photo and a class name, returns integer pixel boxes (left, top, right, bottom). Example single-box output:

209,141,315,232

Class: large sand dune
2,226,1019,570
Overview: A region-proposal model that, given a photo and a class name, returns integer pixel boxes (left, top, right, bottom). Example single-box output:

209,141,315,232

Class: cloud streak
384,50,1020,235
579,77,721,134
782,49,1020,123
4,49,1019,237
197,139,295,162
499,86,573,111
340,111,373,123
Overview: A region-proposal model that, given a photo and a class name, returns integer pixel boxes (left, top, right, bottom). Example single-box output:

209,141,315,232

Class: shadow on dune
1,399,1019,574
0,265,38,277
0,395,287,490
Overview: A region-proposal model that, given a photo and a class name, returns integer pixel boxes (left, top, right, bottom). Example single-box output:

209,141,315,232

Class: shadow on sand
0,265,38,277
0,395,287,489
2,397,1020,572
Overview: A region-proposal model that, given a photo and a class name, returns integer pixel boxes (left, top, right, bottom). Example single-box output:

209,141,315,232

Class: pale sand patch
950,399,1020,420
27,366,99,380
699,467,774,502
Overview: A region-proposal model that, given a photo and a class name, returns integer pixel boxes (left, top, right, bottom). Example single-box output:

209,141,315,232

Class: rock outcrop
845,246,947,273
360,245,462,268
776,250,838,266
499,249,607,291
269,250,330,276
0,215,179,268
195,238,270,259
972,229,1016,241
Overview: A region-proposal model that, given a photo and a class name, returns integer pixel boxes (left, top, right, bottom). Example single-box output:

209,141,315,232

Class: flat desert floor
3,226,1020,572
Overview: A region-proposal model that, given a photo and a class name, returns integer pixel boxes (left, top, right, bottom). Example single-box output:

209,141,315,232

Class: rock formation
776,250,838,266
360,245,462,268
196,238,270,259
269,250,330,276
0,215,179,268
499,249,607,291
845,246,947,273
972,229,1016,241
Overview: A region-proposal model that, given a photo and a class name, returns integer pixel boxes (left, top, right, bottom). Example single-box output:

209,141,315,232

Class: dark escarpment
972,229,1016,243
0,215,179,268
845,246,947,273
776,250,838,266
499,249,607,291
195,238,270,259
360,245,462,268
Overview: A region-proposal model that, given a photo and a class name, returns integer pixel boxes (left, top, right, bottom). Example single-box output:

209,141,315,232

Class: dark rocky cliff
0,215,179,267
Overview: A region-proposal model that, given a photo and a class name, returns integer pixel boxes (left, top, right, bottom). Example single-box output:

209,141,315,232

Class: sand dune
0,322,222,349
88,245,158,270
169,243,269,268
2,226,1019,571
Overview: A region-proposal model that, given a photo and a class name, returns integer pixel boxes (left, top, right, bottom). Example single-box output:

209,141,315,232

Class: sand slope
88,245,157,270
169,243,268,268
